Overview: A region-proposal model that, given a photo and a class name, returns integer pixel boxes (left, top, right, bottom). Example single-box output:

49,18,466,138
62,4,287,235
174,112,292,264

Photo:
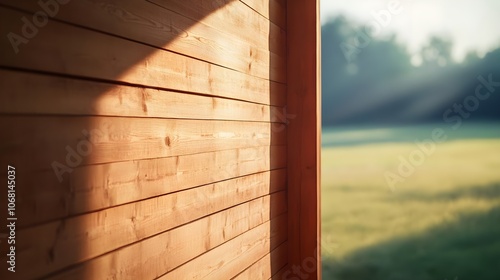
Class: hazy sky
320,0,500,63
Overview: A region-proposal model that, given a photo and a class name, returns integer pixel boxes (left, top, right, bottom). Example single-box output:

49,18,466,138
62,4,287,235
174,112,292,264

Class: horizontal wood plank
233,241,288,280
239,0,286,29
158,213,287,280
0,0,286,82
0,70,286,119
0,116,286,171
0,7,285,105
148,0,286,57
4,175,286,279
46,193,287,280
16,146,286,227
0,1,297,279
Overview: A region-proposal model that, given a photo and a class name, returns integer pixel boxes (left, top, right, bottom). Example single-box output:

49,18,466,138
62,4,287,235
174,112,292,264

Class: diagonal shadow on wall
0,0,288,279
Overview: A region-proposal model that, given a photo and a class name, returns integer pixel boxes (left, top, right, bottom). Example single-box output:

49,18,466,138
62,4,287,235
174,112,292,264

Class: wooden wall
0,0,320,279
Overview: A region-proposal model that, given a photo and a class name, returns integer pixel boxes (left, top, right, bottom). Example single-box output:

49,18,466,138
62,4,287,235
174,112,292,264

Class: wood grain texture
287,0,321,279
0,0,286,82
0,116,286,171
7,175,286,279
158,213,287,280
239,0,286,29
233,241,288,280
17,146,286,227
45,193,287,280
148,0,286,57
0,0,297,279
0,70,286,119
0,7,285,105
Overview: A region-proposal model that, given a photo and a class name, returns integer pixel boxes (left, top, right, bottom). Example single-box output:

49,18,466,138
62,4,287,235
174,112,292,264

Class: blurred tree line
322,16,500,127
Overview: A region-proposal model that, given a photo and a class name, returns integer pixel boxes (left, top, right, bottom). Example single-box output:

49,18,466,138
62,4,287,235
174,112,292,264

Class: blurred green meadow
321,123,500,280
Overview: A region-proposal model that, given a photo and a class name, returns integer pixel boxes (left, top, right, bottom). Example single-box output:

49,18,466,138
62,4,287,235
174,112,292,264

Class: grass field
321,124,500,280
